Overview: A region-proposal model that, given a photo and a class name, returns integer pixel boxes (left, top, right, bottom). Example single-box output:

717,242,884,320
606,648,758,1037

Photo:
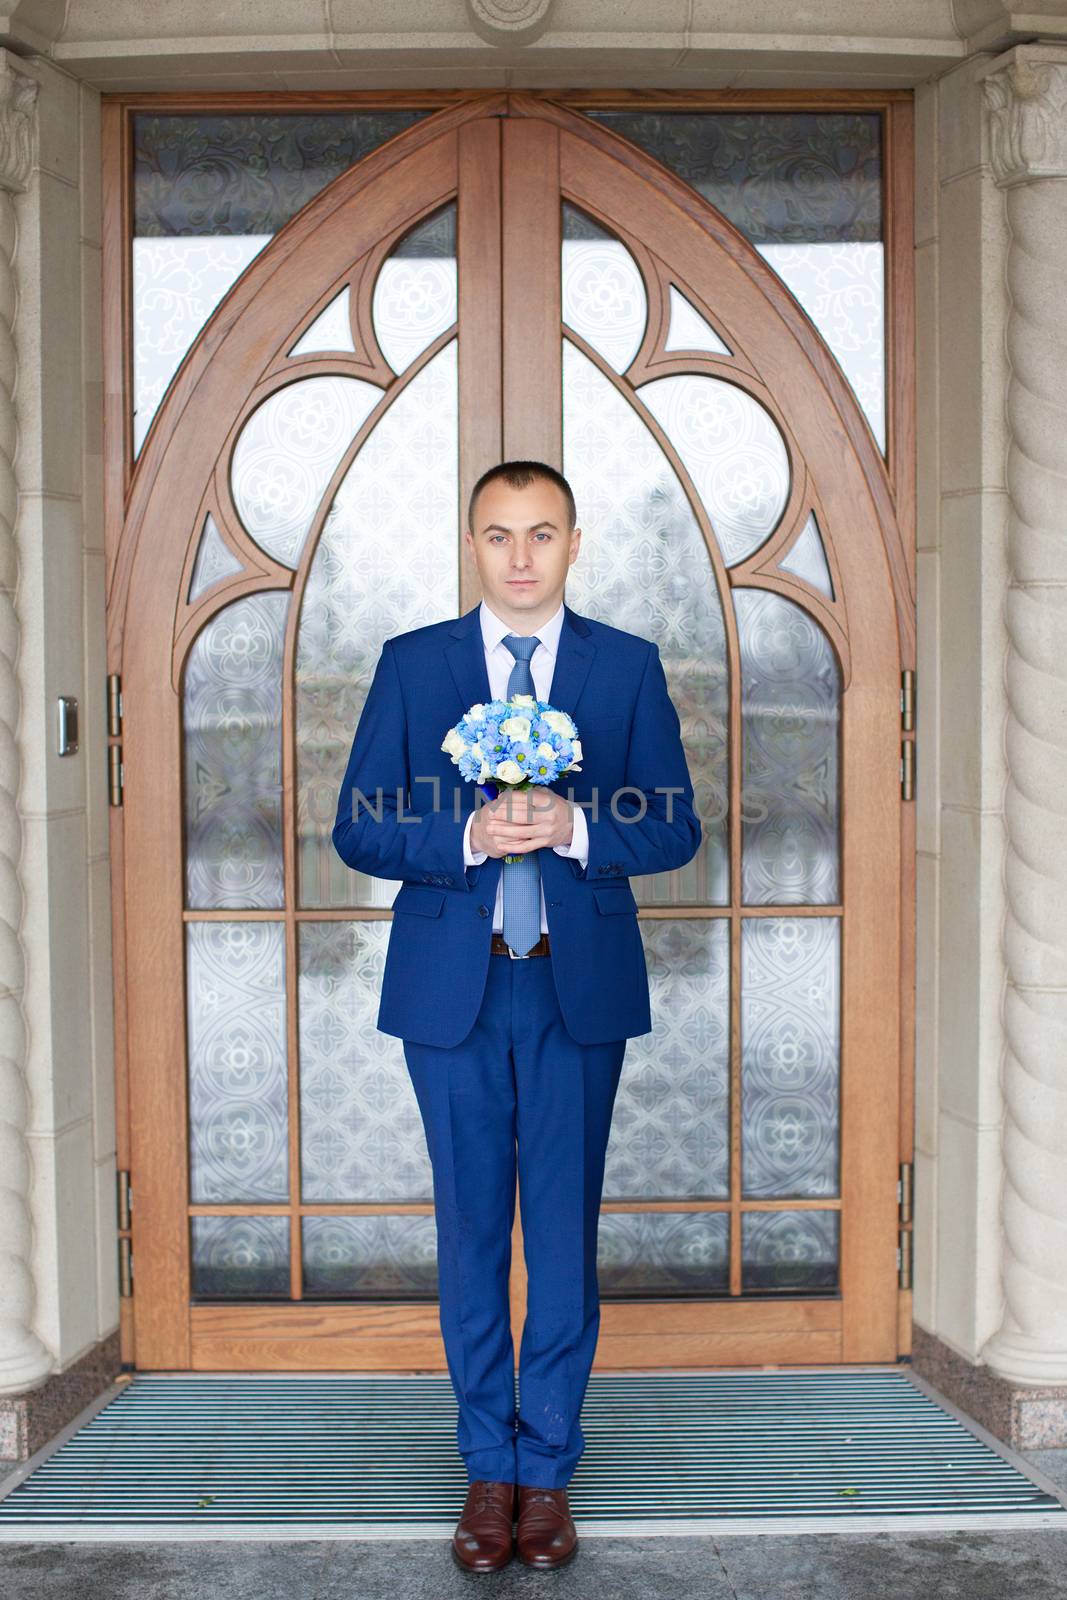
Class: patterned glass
741,1208,839,1292
186,921,288,1204
299,922,433,1203
761,242,885,450
588,111,885,451
637,373,791,566
779,511,834,599
604,919,730,1201
187,511,242,603
372,205,457,375
598,1211,730,1297
740,917,840,1198
561,337,728,907
289,286,356,357
191,1216,290,1299
303,1216,438,1299
735,588,840,905
183,591,288,910
230,376,381,569
664,285,732,356
132,110,428,455
297,339,460,910
561,203,647,374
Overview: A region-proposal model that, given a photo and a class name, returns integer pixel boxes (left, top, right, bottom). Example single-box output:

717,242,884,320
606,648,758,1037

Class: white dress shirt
462,598,589,933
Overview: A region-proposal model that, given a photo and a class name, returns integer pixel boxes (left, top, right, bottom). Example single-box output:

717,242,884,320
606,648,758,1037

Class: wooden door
108,92,912,1371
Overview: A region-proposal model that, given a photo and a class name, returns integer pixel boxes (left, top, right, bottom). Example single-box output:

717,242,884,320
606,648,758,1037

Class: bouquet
441,694,583,863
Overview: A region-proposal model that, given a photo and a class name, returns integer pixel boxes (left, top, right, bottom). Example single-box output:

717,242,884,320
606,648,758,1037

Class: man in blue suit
332,461,701,1570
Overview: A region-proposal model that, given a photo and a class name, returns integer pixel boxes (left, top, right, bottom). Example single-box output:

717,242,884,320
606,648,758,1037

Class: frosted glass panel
561,338,728,906
604,919,730,1201
303,1216,438,1299
779,511,834,599
372,205,457,374
289,286,356,356
183,591,288,910
561,203,647,374
299,922,433,1203
186,920,288,1204
598,1212,729,1297
191,1216,290,1298
734,587,840,905
133,236,268,457
637,373,790,566
761,243,884,450
187,511,243,603
741,916,840,1199
230,376,381,568
297,340,460,909
741,1209,839,1292
664,285,732,356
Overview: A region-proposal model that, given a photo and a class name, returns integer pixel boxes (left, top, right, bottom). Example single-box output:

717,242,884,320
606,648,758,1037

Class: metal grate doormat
1,1369,1065,1539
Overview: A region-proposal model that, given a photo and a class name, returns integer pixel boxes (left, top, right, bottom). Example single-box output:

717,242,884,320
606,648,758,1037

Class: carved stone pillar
980,44,1067,1386
0,51,50,1399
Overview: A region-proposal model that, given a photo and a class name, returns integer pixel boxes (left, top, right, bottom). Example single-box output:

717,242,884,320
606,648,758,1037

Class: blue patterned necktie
501,633,542,955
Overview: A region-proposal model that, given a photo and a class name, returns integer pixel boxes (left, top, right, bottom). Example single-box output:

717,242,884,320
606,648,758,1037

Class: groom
332,461,701,1570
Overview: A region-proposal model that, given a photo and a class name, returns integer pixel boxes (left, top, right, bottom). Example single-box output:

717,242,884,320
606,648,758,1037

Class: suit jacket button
478,904,489,917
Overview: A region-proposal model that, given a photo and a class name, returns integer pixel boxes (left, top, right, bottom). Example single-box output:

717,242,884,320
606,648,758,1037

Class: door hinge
118,1235,133,1299
108,674,124,807
897,1227,913,1291
897,1159,913,1225
901,738,915,801
901,669,915,801
116,1168,132,1231
107,673,123,737
901,668,915,732
108,743,124,807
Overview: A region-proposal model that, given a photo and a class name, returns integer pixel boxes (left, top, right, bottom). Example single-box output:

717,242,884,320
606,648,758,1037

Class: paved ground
1,1521,1067,1599
2,1446,1065,1598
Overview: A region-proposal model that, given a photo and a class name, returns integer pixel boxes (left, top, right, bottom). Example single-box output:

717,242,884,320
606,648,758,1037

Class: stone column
980,44,1067,1386
0,52,49,1400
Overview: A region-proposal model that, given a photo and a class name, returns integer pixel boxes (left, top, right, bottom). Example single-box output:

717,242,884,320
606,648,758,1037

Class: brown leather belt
490,931,551,958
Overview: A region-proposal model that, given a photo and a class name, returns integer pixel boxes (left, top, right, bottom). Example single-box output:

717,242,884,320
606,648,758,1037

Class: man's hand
469,787,574,859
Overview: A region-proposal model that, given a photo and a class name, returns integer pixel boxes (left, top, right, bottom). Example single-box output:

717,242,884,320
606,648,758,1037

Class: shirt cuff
552,800,589,867
463,808,488,867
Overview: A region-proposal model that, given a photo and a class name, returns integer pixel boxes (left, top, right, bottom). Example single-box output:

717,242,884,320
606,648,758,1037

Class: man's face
464,477,581,625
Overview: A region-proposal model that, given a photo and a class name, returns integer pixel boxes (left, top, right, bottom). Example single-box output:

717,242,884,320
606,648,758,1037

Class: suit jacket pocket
391,885,446,917
593,883,639,915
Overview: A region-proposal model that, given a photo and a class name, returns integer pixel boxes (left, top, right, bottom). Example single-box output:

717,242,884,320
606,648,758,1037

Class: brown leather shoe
451,1479,516,1571
516,1484,578,1568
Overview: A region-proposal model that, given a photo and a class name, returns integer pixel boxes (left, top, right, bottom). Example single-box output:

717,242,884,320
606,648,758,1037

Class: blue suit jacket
332,602,702,1047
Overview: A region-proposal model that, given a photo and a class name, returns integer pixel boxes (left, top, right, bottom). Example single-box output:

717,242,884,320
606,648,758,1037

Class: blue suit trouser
403,951,627,1489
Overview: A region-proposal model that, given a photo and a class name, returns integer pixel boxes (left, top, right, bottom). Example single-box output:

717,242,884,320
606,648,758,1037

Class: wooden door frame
103,87,916,1371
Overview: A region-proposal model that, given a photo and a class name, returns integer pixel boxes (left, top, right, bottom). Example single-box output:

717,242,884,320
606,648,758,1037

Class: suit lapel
444,600,595,725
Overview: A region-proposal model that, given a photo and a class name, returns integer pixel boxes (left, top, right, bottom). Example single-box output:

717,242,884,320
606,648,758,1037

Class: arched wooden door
110,92,910,1371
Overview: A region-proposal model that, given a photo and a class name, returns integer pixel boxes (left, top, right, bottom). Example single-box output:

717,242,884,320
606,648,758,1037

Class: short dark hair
467,460,577,534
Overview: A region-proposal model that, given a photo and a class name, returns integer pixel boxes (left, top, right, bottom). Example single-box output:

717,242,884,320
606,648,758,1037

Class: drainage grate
1,1369,1064,1539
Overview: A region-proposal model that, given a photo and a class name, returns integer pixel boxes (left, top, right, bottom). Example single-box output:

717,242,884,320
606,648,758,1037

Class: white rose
496,760,523,784
543,710,576,737
511,693,536,708
478,760,491,782
441,728,466,758
469,702,486,719
535,742,557,761
569,738,583,764
500,715,531,741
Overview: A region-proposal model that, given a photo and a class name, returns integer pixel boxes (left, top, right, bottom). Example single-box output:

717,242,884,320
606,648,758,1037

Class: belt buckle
507,942,531,959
